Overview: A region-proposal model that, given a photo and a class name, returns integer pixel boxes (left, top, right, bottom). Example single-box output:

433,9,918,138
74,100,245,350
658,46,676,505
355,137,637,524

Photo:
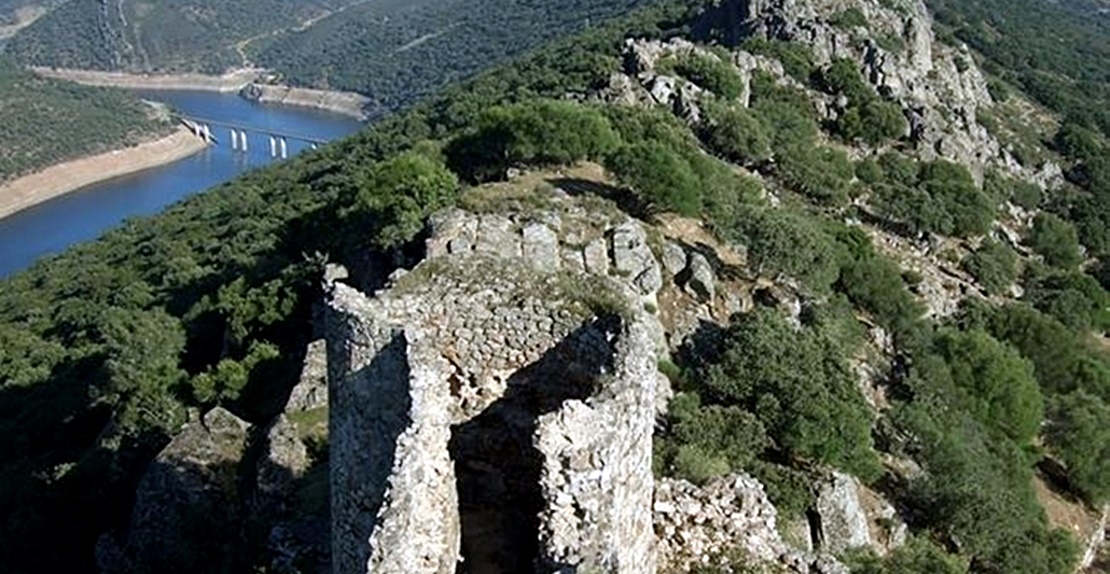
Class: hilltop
0,0,1108,573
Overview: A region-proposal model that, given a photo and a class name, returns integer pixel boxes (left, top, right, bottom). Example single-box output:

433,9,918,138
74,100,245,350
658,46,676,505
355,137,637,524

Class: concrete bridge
179,115,325,159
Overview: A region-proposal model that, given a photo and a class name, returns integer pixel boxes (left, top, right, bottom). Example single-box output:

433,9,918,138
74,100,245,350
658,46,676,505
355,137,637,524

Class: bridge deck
178,115,329,145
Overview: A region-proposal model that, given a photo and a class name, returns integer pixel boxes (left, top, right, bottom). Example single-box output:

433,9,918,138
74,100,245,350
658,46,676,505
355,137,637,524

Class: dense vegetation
0,1,1107,574
5,0,358,73
0,58,169,182
252,0,653,111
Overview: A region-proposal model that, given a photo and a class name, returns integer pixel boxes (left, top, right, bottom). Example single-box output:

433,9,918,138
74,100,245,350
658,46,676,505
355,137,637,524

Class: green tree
1044,390,1110,503
963,239,1019,295
446,99,617,182
606,141,702,215
723,205,841,292
700,104,772,165
702,307,881,479
353,151,460,248
1027,213,1082,268
933,329,1045,442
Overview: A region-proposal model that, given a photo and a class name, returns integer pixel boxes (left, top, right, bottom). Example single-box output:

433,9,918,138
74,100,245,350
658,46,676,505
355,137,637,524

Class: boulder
815,472,871,554
522,222,561,270
662,241,688,278
684,252,716,302
611,222,662,295
287,339,328,412
100,408,252,574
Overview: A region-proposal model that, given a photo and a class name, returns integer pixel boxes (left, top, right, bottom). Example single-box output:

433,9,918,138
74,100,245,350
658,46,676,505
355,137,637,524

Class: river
0,90,363,278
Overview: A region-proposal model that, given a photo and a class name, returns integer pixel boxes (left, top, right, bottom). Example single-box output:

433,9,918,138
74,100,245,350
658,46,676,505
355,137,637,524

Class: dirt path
0,128,208,220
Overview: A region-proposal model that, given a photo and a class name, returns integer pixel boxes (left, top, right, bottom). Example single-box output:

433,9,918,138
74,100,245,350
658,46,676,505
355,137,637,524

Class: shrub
919,160,996,237
1024,269,1110,331
606,141,702,215
963,239,1018,295
741,38,815,82
1027,213,1082,268
1012,181,1044,209
674,52,744,100
836,97,907,146
1044,390,1110,503
874,160,996,237
702,307,881,480
829,7,868,30
700,103,772,165
932,328,1045,443
775,143,855,206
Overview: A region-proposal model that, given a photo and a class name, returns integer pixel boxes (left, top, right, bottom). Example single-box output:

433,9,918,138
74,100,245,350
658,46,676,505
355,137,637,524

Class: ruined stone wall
536,318,658,573
326,200,665,573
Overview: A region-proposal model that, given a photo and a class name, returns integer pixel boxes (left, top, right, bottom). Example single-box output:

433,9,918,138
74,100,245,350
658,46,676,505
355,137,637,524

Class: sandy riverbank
30,67,264,93
0,128,208,220
30,67,372,118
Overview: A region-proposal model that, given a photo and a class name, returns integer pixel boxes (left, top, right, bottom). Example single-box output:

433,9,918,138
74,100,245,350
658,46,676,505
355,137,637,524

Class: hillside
0,0,1108,573
0,58,173,183
250,0,653,111
0,0,61,35
4,0,360,73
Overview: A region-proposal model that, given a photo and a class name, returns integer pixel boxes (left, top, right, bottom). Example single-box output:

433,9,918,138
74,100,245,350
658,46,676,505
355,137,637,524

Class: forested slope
0,58,171,182
5,0,357,73
0,0,1108,573
251,0,652,111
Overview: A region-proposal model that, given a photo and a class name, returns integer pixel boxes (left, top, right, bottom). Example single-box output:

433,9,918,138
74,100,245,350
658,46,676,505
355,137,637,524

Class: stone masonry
326,199,664,574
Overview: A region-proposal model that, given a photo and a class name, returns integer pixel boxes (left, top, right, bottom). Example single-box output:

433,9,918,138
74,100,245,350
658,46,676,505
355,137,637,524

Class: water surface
0,90,362,277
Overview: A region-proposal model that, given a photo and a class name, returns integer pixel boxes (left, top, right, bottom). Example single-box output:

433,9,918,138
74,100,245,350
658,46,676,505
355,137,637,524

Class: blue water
0,91,362,277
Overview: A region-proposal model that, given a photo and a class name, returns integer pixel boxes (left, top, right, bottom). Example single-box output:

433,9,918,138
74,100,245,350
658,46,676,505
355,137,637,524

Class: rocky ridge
607,0,1065,186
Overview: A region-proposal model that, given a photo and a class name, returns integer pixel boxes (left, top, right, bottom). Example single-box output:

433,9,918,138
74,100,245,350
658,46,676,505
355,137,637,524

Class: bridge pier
181,115,325,154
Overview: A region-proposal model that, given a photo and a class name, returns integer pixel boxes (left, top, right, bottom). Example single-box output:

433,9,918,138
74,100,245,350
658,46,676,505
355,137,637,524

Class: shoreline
0,128,209,220
31,67,371,118
30,67,264,93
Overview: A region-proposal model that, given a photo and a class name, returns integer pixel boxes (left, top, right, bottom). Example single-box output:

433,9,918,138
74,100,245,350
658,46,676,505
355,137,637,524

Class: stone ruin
322,195,867,574
325,222,660,573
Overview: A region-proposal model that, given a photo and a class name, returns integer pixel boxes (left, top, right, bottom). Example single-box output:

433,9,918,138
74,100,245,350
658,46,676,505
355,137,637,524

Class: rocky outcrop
96,408,251,574
655,475,849,574
287,339,328,412
812,472,906,557
1080,505,1110,572
741,0,1012,179
327,198,665,574
815,472,872,553
240,83,371,119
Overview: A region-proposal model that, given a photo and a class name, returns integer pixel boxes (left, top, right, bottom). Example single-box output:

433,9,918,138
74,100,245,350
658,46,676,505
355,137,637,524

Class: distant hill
250,0,652,111
5,0,360,73
0,58,170,182
6,0,653,113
